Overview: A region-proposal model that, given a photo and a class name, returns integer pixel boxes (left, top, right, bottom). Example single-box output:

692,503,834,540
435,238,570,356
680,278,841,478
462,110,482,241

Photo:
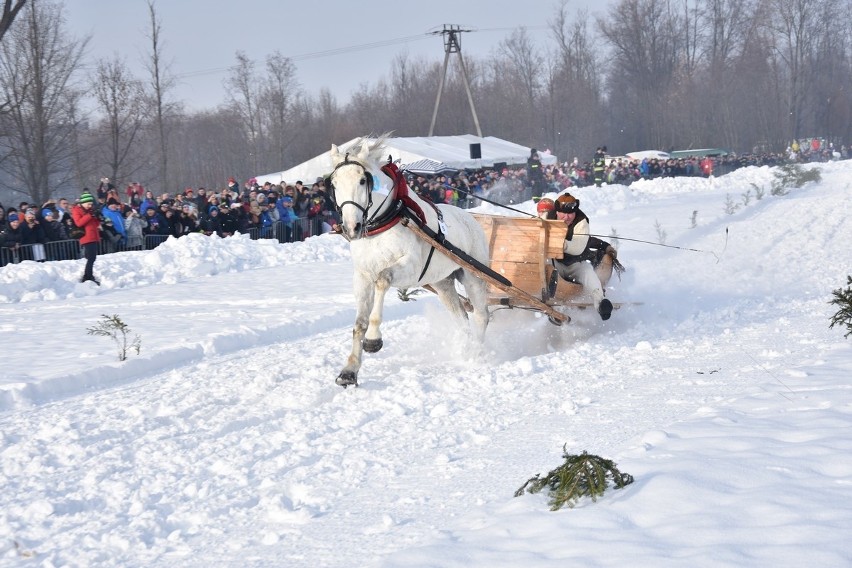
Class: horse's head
328,136,386,240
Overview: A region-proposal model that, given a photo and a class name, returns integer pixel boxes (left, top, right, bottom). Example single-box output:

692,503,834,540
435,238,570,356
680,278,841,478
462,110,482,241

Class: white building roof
254,135,557,185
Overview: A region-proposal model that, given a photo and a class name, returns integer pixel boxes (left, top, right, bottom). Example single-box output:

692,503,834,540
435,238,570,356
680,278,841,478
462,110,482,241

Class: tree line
1,0,850,206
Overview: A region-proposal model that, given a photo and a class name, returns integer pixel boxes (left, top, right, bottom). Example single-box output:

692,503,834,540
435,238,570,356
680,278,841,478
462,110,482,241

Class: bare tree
168,108,248,190
0,0,87,203
225,51,262,173
500,28,544,108
92,56,146,185
599,0,682,150
694,0,761,148
143,0,177,195
307,88,349,147
0,0,27,160
258,50,298,171
491,27,545,145
387,53,437,135
548,3,606,159
761,0,840,141
800,0,849,141
0,0,26,43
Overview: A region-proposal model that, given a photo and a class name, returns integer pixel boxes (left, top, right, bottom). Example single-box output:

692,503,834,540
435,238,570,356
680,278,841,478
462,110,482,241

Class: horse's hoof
336,372,358,388
363,338,383,353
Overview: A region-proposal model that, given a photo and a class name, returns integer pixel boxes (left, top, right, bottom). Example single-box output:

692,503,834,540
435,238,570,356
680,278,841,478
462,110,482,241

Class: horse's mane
349,132,394,165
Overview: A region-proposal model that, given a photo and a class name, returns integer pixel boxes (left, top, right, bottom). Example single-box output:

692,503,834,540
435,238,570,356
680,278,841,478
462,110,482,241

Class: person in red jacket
71,192,102,285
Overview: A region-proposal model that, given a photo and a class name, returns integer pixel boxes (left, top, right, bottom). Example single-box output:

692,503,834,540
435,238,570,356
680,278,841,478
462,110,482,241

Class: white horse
328,135,491,387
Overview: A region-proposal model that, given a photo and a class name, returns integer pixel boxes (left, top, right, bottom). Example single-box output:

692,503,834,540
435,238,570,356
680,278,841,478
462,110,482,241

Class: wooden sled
402,217,571,324
401,214,625,325
472,214,622,324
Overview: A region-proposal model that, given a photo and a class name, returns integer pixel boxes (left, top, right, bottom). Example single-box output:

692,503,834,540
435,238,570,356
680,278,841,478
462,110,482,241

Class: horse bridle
329,153,374,217
328,154,397,235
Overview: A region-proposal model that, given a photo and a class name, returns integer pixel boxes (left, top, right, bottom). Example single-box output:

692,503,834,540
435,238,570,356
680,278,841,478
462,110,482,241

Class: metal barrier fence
0,217,330,268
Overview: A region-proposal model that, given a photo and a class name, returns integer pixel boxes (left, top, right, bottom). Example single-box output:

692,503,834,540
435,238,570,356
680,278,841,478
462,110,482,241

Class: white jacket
563,216,590,257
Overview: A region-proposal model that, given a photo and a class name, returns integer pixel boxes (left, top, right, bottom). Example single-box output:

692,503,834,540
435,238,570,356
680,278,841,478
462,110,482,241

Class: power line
174,25,548,81
177,32,433,80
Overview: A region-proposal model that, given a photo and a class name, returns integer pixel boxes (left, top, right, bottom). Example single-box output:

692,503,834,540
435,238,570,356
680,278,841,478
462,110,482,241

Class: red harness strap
364,213,402,236
363,162,436,237
380,162,429,225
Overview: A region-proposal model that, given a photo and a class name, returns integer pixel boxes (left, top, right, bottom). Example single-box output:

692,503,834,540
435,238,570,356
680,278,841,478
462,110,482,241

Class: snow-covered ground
1,162,851,567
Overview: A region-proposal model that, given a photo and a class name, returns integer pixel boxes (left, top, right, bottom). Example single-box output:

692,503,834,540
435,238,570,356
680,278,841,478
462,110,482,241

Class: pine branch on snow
515,448,634,511
829,276,852,338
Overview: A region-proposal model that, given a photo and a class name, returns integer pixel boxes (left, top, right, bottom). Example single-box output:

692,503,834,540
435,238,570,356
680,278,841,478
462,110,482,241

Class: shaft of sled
401,218,570,324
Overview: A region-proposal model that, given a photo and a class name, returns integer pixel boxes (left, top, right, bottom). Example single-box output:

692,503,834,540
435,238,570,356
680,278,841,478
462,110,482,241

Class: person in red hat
227,177,239,193
537,194,620,320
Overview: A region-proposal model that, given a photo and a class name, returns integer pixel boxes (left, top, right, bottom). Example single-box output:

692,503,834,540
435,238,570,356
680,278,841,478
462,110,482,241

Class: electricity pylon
428,24,483,137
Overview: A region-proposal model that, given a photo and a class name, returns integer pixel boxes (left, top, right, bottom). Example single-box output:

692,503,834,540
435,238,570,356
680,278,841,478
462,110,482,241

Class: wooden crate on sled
472,214,614,308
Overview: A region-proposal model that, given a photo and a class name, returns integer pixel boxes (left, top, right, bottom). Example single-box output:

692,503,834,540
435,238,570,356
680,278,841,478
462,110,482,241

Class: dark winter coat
527,155,543,181
101,207,127,244
202,213,224,237
1,222,23,249
142,211,169,236
178,212,199,235
42,219,68,242
20,219,47,245
220,211,240,235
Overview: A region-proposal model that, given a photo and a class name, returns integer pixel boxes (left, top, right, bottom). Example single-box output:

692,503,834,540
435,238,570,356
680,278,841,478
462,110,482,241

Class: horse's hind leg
430,276,471,326
458,269,489,343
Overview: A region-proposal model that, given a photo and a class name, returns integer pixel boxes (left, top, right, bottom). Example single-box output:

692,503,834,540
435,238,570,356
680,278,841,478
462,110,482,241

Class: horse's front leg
336,273,375,387
362,275,390,354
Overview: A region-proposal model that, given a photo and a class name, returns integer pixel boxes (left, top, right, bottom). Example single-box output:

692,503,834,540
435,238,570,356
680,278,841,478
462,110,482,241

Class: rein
453,184,721,258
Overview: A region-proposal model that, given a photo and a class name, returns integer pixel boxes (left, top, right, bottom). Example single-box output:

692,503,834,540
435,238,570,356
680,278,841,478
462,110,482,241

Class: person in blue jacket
139,191,158,217
100,198,127,252
275,195,299,241
259,200,278,238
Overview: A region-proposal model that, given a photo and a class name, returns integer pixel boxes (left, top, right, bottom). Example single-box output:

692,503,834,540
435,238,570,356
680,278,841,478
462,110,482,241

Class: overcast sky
64,0,611,112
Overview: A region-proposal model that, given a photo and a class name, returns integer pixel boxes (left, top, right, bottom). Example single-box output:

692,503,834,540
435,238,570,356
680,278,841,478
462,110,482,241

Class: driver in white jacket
537,194,617,320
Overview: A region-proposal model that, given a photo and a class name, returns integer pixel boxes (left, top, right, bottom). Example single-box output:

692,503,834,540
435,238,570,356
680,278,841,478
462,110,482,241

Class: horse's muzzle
344,222,365,240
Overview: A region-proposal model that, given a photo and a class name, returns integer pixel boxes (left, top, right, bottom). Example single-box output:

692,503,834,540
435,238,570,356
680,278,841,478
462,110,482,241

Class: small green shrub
515,448,634,510
724,194,739,214
397,287,427,302
654,220,667,245
87,314,142,361
829,276,852,338
771,163,821,196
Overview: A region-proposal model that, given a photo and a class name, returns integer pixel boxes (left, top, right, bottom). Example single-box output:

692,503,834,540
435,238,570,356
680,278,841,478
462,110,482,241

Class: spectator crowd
0,175,341,266
1,138,848,267
413,138,850,207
